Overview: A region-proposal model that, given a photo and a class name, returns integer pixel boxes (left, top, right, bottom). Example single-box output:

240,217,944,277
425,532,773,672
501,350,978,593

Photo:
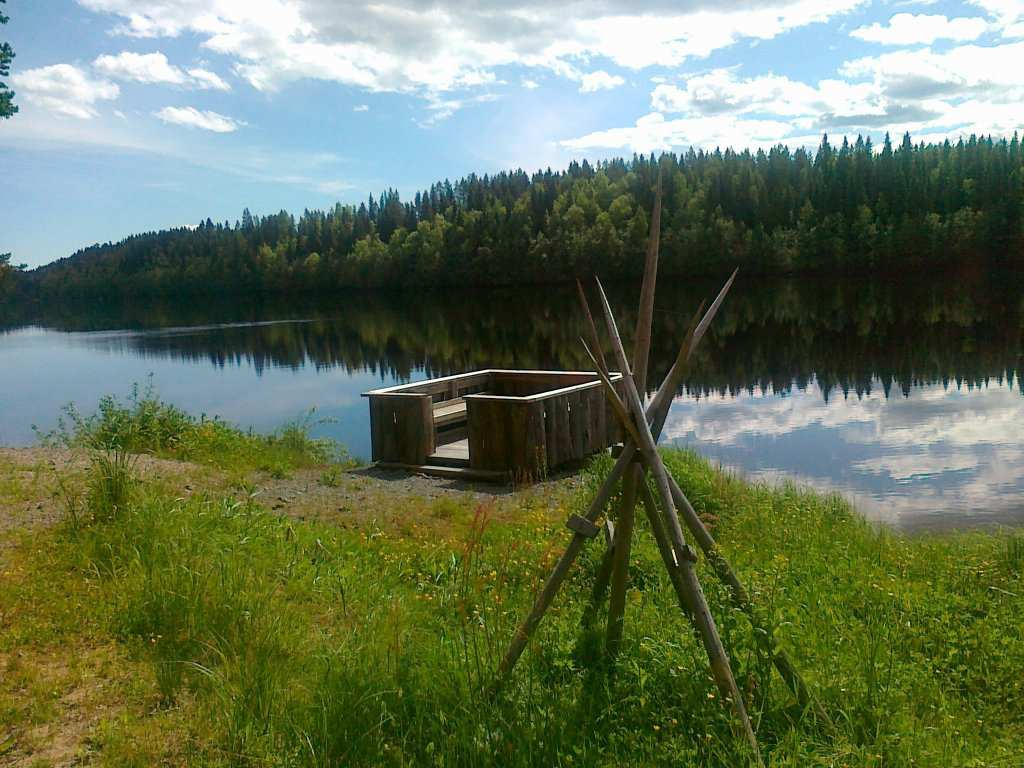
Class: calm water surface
2,271,1022,531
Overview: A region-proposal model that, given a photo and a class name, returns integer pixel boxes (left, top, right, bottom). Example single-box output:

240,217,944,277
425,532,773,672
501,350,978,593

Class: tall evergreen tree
0,0,16,119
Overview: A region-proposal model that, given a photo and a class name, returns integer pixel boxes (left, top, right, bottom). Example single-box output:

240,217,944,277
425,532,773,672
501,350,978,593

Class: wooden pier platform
363,369,625,481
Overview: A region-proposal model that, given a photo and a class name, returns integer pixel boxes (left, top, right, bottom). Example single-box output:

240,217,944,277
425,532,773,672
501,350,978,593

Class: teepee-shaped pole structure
496,167,826,763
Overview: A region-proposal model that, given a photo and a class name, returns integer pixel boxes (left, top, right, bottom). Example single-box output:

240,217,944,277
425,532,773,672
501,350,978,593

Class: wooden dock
363,369,625,481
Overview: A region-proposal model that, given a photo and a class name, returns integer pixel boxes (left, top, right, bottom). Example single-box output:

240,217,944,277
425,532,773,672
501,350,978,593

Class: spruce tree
0,0,16,119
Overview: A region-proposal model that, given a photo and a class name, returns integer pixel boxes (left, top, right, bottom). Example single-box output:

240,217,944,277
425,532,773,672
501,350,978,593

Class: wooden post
603,168,662,659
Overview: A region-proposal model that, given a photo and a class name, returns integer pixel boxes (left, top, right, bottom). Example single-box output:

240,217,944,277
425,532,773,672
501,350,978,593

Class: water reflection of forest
6,270,1023,400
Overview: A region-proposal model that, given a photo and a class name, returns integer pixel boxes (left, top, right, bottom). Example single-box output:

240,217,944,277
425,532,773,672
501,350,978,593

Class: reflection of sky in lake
661,377,1024,531
0,326,397,463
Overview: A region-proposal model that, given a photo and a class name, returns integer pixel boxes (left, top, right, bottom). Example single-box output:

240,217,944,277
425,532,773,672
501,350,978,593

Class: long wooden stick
577,279,609,376
632,164,662,396
602,168,663,658
606,463,638,656
495,448,628,683
667,474,826,721
595,277,761,761
628,270,820,718
648,268,736,438
582,521,616,628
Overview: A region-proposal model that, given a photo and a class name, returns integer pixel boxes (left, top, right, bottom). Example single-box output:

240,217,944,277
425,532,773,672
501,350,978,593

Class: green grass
37,381,351,476
3,441,1023,765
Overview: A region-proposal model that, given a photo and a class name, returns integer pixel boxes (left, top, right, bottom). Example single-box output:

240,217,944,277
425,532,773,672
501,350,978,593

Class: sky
1,0,1023,268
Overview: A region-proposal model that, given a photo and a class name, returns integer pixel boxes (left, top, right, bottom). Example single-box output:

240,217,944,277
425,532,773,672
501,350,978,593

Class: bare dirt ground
0,448,585,546
253,463,585,534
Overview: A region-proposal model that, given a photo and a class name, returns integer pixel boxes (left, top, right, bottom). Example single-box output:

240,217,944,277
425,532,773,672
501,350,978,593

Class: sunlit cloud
850,13,988,45
11,64,120,119
579,70,625,93
154,105,244,132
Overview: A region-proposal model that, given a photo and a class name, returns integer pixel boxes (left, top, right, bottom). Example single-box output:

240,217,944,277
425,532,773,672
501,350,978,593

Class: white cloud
187,67,231,91
75,0,866,101
564,36,1024,153
93,51,232,91
651,68,879,119
851,13,988,44
968,0,1024,33
579,70,625,93
10,64,120,119
353,103,369,112
521,78,540,90
561,111,800,153
154,106,243,132
840,41,1024,100
94,51,187,84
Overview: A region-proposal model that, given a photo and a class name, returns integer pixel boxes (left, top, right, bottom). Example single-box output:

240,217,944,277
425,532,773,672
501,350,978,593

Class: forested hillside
15,132,1024,298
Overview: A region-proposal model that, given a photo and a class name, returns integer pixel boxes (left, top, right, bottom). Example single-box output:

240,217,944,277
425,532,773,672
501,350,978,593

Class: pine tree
0,0,16,119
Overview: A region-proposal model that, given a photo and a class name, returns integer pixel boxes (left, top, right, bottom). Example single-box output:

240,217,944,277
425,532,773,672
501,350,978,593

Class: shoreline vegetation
1,394,1022,765
3,134,1024,302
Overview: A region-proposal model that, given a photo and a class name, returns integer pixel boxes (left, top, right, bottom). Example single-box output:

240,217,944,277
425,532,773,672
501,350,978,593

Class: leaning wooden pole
580,271,820,719
605,464,638,655
500,262,821,754
594,277,761,760
626,268,822,718
633,163,662,397
495,452,628,682
605,166,663,657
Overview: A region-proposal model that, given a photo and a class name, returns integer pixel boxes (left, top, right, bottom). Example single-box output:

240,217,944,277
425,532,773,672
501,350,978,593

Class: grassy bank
37,383,347,478
2,400,1023,766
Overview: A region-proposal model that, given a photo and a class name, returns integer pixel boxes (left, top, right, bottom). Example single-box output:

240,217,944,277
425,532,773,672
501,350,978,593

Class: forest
8,131,1024,299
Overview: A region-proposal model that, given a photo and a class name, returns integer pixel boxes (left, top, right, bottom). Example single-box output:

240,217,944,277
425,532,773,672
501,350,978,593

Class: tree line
10,132,1024,300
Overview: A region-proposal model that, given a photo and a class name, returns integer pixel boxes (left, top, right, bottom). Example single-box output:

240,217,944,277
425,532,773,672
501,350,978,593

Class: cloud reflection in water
661,376,1024,530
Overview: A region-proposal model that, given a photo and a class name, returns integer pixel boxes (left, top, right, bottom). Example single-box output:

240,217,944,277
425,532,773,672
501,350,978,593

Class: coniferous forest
9,132,1024,300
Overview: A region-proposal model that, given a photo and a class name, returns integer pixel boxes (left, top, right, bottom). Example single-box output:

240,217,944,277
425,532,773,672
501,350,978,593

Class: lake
2,269,1022,531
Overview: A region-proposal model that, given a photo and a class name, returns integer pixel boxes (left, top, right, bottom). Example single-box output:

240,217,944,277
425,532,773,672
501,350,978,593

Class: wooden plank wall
466,400,546,475
467,380,625,474
368,394,435,465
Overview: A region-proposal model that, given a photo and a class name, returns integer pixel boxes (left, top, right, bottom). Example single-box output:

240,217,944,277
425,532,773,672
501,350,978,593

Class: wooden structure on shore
493,171,828,766
363,369,625,480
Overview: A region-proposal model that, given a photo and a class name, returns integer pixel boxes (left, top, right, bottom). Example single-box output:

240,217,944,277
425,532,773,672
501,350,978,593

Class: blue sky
2,0,1022,268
